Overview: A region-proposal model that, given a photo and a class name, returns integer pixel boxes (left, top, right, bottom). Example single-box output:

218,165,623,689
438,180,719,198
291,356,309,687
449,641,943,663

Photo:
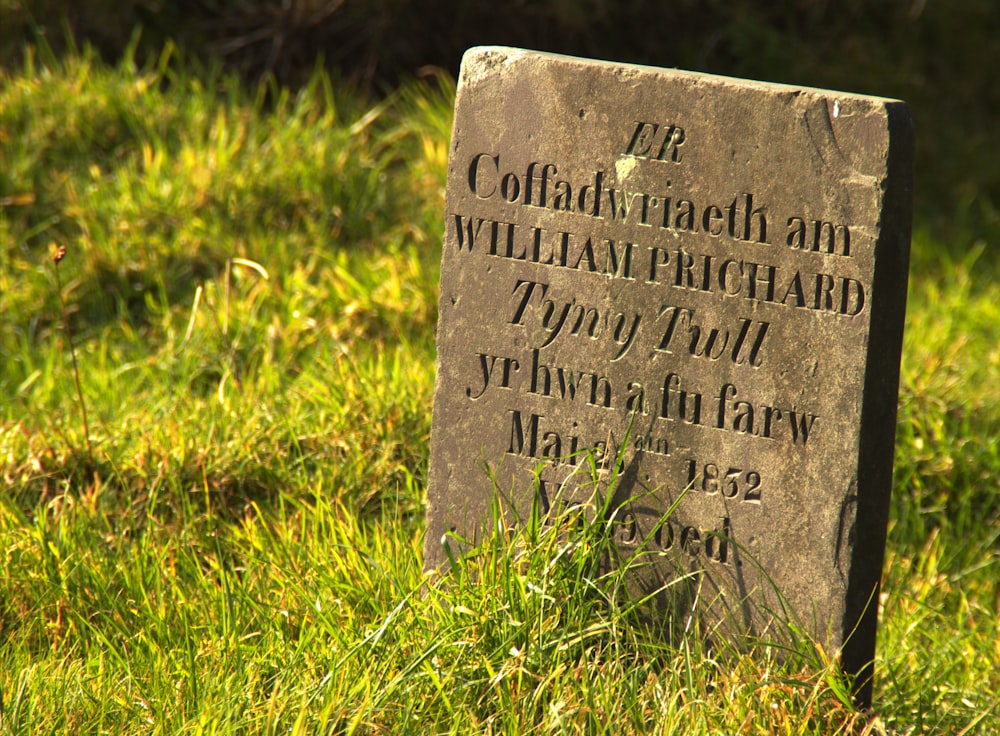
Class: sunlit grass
1,43,997,734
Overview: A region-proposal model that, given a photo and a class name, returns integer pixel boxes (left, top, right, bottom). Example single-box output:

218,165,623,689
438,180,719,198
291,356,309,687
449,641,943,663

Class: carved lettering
624,121,686,162
655,306,770,367
687,459,763,504
786,216,852,257
660,373,704,425
467,352,520,400
644,245,866,316
510,280,642,359
615,511,732,567
714,383,819,445
528,350,614,408
507,410,621,468
463,155,774,247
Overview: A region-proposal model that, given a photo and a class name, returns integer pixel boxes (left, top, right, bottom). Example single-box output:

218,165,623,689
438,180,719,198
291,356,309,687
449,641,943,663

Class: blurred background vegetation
1,0,998,249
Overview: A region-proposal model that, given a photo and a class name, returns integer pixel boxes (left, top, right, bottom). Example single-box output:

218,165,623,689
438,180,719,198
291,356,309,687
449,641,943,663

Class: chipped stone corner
459,46,527,87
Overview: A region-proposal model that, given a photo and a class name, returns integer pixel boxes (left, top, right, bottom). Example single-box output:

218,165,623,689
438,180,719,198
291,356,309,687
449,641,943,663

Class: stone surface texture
425,47,913,701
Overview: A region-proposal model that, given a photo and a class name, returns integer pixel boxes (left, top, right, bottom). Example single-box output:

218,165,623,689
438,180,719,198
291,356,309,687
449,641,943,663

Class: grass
1,42,998,734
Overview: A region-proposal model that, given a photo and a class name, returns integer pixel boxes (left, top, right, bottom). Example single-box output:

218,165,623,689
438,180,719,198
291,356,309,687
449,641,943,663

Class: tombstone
425,47,913,705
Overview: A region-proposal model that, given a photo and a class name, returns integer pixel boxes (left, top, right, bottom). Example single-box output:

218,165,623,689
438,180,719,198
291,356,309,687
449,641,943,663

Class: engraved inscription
654,306,770,367
624,121,687,163
509,279,641,358
686,459,763,504
615,512,733,566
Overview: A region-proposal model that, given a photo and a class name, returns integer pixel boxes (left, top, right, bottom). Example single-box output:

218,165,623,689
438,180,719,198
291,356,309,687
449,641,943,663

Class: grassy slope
1,47,997,734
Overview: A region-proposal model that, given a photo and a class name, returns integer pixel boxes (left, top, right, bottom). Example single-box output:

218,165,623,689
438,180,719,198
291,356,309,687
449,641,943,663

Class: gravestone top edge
458,45,910,110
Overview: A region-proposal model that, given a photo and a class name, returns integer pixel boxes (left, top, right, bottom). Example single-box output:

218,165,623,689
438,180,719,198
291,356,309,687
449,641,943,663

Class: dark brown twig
52,244,93,460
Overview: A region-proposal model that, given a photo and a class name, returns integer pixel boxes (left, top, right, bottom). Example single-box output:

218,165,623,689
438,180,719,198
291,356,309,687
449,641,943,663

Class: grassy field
1,45,998,734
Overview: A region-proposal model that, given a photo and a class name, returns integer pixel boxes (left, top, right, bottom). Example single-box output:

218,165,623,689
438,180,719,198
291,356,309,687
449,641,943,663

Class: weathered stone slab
425,47,912,702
